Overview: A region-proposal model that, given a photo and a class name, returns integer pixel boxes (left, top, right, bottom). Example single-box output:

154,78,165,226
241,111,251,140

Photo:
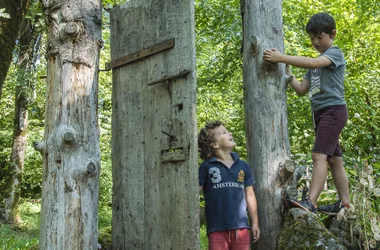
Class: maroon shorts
312,105,348,157
208,228,251,250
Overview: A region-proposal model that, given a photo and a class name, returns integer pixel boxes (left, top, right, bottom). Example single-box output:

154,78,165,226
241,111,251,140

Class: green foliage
98,9,113,209
102,0,125,11
0,237,39,250
17,64,46,199
195,0,246,158
0,8,11,19
21,146,43,198
345,156,380,248
98,226,112,249
0,67,17,198
0,0,46,200
199,225,208,250
0,65,16,155
0,200,40,249
98,205,112,249
0,199,113,249
0,8,11,36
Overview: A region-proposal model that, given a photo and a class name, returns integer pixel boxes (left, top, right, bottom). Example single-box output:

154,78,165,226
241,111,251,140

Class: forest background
0,0,379,249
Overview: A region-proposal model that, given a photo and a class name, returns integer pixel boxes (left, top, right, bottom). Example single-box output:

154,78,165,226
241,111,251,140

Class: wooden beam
147,70,191,86
105,38,175,70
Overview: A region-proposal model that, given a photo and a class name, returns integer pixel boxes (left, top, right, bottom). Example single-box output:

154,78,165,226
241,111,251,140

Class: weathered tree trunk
0,2,41,223
110,0,199,249
36,0,102,249
241,0,292,249
0,0,30,102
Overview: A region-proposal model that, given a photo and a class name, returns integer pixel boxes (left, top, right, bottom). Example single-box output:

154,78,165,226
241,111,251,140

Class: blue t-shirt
304,46,346,111
199,152,255,233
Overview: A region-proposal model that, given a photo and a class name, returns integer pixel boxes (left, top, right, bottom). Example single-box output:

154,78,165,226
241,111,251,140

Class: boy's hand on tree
286,64,293,75
263,48,283,62
285,64,294,87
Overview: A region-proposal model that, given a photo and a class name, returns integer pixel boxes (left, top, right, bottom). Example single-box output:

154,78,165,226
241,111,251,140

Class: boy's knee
327,156,343,167
312,152,327,162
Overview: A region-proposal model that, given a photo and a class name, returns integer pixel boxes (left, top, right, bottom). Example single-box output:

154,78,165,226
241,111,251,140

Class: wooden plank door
110,1,199,249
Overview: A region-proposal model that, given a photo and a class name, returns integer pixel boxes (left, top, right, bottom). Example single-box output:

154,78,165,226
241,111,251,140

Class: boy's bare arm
245,186,260,242
289,78,310,96
263,48,331,69
286,65,311,96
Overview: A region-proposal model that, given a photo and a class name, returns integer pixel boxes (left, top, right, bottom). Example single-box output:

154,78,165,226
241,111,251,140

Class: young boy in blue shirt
263,12,352,215
198,121,260,250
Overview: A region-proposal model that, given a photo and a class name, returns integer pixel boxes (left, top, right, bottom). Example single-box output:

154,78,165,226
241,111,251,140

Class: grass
2,200,212,249
0,200,114,250
0,201,206,249
200,225,208,250
0,199,40,250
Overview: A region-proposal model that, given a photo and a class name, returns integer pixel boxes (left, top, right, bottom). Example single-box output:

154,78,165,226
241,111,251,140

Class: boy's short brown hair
198,121,223,160
306,12,336,36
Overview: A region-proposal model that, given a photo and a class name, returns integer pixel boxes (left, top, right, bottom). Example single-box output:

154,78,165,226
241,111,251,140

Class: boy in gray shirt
263,12,352,215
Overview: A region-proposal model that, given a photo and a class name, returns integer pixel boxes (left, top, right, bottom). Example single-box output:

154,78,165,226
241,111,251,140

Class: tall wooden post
36,0,102,249
241,0,292,249
110,0,199,249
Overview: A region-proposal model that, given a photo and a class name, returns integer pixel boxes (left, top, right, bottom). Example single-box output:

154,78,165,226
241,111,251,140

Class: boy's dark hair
306,12,336,36
198,120,223,160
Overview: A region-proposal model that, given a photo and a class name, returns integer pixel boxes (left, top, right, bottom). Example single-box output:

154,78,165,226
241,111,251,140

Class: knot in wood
64,22,79,37
33,140,46,153
283,160,295,173
87,161,97,175
63,131,76,143
250,36,259,57
262,60,278,72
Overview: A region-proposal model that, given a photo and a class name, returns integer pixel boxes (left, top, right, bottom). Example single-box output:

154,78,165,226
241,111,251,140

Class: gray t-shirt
304,46,346,111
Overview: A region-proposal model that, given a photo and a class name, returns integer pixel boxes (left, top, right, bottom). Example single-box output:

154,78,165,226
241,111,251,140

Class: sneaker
318,200,351,216
290,197,317,213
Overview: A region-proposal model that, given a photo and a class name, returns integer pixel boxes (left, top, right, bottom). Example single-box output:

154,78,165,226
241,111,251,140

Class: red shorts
208,228,251,250
312,105,348,157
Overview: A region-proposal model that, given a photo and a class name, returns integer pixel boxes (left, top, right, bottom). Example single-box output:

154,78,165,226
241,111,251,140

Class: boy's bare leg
309,152,329,205
327,156,351,205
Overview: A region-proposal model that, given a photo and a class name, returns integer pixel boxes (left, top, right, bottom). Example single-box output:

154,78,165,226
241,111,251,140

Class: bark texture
0,0,30,102
110,0,199,249
0,7,41,223
38,0,102,249
241,0,292,249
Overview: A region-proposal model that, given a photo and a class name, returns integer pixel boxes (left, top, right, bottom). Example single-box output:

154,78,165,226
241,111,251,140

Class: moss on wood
277,208,346,250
